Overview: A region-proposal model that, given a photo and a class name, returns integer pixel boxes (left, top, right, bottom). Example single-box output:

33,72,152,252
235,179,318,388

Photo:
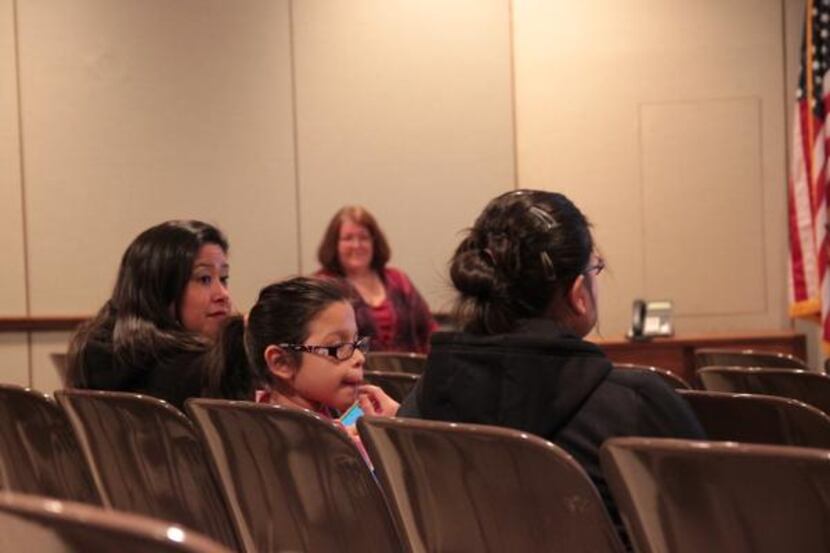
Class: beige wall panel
0,0,27,316
641,98,766,316
0,334,29,387
30,331,71,394
17,0,297,315
292,0,515,310
513,0,787,336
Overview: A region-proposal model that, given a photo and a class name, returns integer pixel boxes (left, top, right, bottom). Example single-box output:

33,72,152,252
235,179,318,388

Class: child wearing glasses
217,276,399,433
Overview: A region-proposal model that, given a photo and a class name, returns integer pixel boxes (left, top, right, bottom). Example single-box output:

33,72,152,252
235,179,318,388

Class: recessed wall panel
293,0,515,310
641,98,766,316
17,0,297,314
513,0,787,336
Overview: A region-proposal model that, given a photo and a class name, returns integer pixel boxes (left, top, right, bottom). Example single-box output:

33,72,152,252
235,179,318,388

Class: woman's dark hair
317,206,391,275
67,220,228,387
216,276,351,395
450,189,594,334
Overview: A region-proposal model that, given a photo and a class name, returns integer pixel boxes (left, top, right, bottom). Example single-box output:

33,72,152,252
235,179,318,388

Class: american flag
789,0,830,349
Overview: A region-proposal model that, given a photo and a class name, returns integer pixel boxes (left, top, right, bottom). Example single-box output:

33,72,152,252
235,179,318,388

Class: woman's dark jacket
399,318,705,531
71,320,211,411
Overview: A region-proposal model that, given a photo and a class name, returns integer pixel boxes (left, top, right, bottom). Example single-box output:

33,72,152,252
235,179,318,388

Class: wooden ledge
0,316,89,332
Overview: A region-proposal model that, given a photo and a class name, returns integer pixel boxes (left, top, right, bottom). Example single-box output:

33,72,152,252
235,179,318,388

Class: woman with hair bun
317,206,436,353
67,220,249,410
407,189,704,539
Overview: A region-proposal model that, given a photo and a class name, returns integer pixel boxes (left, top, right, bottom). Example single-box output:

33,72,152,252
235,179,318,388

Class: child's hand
357,384,399,417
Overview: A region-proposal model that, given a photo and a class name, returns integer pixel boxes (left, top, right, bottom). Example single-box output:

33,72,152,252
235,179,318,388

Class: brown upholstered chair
613,363,691,389
698,367,830,416
677,389,830,448
54,390,238,550
365,352,427,374
694,348,808,370
357,416,625,553
0,384,99,504
600,437,830,553
186,399,403,553
363,371,420,402
0,492,232,552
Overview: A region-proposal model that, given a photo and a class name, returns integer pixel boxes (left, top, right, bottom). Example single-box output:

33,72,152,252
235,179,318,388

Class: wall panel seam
754,97,770,314
507,0,519,189
12,0,29,318
288,0,303,273
12,0,33,386
636,102,647,297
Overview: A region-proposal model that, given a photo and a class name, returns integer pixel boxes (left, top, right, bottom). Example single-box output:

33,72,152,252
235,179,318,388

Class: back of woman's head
317,205,391,275
224,276,351,389
450,189,593,334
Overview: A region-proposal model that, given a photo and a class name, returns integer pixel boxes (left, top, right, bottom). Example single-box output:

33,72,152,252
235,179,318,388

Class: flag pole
806,0,815,195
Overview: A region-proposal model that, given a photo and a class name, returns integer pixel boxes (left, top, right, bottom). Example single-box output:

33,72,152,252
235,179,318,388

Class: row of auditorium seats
46,348,813,403
366,348,811,375
3,379,830,552
365,348,814,402
1,346,822,552
363,347,816,397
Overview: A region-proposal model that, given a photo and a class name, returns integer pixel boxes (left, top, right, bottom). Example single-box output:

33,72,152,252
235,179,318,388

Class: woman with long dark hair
408,189,704,540
67,220,249,409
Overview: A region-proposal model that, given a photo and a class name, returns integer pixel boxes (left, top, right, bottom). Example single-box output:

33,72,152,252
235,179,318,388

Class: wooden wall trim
0,316,88,332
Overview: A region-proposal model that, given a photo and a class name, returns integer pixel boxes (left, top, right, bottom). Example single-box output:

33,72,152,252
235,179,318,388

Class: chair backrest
694,348,807,370
677,389,830,448
0,492,232,553
698,367,830,415
601,437,830,553
53,390,238,550
363,371,420,402
365,352,427,374
613,363,691,389
0,384,99,504
357,416,625,553
186,399,403,553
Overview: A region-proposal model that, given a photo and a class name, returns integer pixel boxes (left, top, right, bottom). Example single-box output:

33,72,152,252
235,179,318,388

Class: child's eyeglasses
279,336,370,361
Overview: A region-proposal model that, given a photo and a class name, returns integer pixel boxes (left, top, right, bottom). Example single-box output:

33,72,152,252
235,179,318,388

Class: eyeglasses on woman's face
584,258,605,277
278,336,370,361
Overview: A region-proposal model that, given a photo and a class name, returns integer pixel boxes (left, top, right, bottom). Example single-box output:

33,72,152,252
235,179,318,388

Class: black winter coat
399,318,705,537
